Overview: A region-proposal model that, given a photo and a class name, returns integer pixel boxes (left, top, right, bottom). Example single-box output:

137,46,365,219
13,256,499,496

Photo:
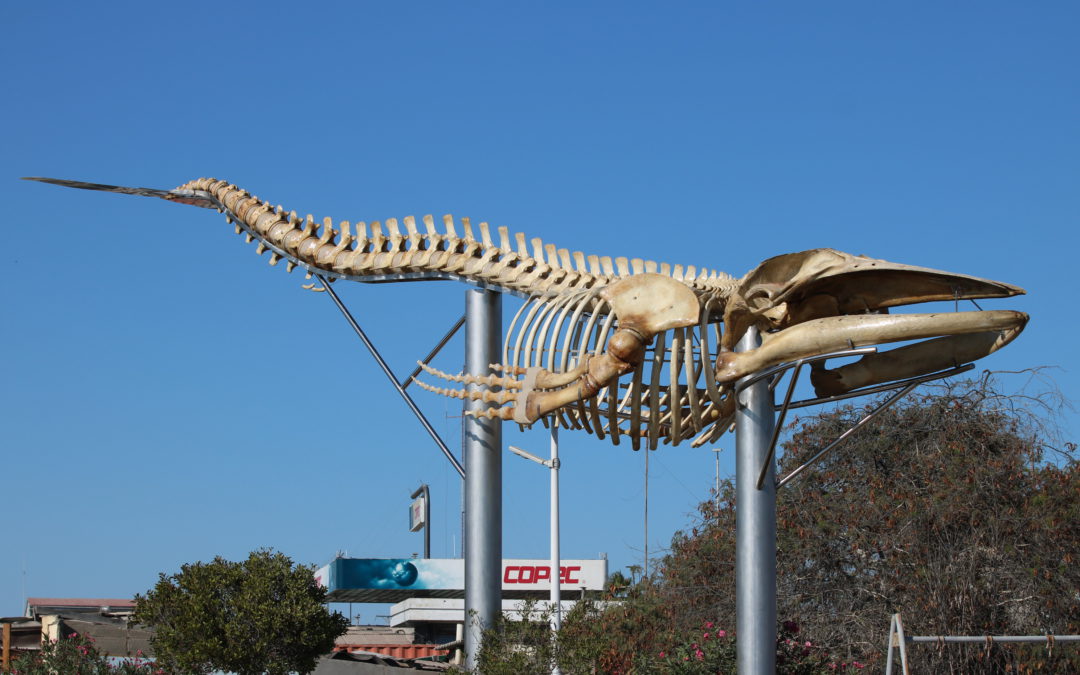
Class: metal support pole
464,288,502,671
550,421,562,675
736,327,777,674
423,484,431,559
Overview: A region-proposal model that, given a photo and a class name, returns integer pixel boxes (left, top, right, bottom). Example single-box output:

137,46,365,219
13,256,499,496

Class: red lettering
560,566,581,584
505,564,586,586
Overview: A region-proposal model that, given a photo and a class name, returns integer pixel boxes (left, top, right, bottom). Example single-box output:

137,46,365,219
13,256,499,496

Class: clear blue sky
2,2,1077,619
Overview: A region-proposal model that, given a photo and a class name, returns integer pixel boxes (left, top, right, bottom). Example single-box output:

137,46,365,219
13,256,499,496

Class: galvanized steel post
464,288,502,670
736,327,777,674
550,422,562,675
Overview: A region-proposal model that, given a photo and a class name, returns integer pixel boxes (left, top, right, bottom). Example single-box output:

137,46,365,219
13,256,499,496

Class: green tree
131,549,348,675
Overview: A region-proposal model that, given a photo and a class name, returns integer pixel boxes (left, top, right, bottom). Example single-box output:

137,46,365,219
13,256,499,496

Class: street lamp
508,419,562,675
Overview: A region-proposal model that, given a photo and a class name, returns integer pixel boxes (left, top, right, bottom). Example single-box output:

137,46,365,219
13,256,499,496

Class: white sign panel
409,496,426,532
500,559,607,591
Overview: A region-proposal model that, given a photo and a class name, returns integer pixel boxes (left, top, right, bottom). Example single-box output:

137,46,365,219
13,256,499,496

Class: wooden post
2,621,11,674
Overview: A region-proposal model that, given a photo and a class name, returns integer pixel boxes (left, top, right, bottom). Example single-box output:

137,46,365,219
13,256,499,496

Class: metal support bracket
316,274,466,479
402,315,466,389
736,347,877,490
735,345,975,490
773,364,974,490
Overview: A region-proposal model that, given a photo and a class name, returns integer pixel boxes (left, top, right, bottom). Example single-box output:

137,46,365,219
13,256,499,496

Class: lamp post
712,448,722,511
508,418,562,675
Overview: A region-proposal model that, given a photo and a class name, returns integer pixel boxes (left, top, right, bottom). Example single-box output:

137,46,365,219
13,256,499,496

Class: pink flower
659,651,666,658
717,629,727,638
805,641,812,647
704,621,715,629
695,648,704,660
853,662,865,669
69,632,79,638
703,631,710,639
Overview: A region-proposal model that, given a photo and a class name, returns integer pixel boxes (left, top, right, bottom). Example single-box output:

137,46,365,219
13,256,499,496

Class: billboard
316,557,607,603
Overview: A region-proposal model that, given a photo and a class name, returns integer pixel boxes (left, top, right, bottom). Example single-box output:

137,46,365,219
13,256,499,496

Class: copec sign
318,557,607,603
503,563,583,585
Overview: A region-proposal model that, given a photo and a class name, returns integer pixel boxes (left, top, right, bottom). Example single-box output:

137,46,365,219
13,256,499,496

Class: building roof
333,645,449,661
25,597,135,618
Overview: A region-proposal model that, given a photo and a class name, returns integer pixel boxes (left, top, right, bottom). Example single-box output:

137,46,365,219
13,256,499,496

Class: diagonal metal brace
402,315,466,389
316,274,466,479
774,364,973,490
736,347,878,490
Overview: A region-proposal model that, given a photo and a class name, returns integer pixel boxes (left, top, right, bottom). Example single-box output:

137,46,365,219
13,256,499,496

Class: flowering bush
11,632,165,675
648,620,847,674
652,621,736,673
774,621,854,674
477,603,869,674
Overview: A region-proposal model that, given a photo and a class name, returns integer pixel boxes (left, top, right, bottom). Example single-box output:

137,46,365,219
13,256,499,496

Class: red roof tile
334,644,449,660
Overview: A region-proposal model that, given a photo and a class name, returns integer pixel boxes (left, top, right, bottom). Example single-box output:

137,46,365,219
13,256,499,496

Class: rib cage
504,292,736,449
